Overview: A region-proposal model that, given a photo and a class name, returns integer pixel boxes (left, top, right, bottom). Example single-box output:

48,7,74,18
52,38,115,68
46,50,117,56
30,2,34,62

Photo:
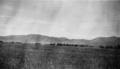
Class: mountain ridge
0,34,119,46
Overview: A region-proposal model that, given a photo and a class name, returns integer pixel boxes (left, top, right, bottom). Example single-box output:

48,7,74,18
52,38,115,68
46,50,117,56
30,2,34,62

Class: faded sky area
0,0,120,39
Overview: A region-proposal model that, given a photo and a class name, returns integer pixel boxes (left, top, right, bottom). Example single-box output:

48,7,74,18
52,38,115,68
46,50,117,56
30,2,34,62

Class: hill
0,34,119,46
0,35,120,69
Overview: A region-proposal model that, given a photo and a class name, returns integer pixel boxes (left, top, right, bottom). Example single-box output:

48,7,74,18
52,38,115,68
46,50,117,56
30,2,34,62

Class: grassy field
0,42,120,69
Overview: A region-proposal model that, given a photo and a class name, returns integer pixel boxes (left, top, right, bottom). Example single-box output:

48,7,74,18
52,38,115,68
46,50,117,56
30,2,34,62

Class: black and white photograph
0,0,120,69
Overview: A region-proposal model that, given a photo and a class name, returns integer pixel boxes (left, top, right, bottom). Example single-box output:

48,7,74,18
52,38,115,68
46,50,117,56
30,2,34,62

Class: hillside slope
0,34,120,46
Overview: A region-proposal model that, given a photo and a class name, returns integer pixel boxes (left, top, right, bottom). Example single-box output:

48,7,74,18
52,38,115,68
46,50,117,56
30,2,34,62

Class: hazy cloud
0,0,119,39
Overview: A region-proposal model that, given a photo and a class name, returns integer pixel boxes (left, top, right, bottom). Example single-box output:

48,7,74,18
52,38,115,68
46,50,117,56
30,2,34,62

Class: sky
0,0,119,39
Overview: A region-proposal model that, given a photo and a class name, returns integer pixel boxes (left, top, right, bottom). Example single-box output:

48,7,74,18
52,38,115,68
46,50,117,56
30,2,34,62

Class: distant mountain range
0,34,120,46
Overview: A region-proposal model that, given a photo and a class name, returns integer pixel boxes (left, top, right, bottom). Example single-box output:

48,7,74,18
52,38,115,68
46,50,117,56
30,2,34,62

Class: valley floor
0,42,120,69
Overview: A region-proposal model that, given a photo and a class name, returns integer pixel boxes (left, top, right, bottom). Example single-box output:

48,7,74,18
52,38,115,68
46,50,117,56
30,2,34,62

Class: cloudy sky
0,0,119,39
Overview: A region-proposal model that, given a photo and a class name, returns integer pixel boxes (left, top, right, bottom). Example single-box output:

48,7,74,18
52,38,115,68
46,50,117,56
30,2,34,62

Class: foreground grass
0,42,120,69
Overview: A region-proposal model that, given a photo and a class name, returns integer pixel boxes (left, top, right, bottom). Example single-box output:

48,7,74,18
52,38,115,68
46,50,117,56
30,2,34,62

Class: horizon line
0,34,119,40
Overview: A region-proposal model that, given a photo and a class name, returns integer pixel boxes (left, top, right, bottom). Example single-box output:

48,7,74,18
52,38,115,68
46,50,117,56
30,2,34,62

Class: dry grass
0,42,120,69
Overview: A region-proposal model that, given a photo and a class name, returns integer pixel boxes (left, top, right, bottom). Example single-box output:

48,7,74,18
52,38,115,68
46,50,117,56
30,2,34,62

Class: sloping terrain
0,34,120,46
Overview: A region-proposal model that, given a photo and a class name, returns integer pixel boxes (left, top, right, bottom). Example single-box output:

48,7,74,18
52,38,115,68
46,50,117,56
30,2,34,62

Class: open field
0,42,120,69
